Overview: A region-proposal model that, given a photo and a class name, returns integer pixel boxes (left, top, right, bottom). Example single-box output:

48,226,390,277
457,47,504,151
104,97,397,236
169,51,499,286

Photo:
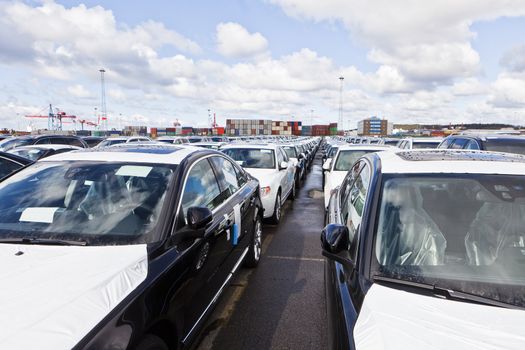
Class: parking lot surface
197,154,327,350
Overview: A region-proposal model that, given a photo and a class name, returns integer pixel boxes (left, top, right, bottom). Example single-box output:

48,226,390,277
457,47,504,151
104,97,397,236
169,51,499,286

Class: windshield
412,142,440,149
334,150,373,171
282,146,297,159
0,161,175,245
187,138,202,143
0,138,33,151
374,174,525,307
222,148,275,169
8,148,46,161
484,140,525,155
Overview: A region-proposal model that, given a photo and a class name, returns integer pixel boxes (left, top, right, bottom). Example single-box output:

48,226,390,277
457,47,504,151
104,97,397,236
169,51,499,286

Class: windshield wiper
373,275,523,310
0,237,88,246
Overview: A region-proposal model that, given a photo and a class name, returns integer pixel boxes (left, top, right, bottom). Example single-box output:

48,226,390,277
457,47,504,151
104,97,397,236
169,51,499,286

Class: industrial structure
357,116,393,136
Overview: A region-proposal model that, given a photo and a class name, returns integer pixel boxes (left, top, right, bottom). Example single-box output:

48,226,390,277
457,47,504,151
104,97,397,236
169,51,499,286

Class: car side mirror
279,161,288,170
187,207,213,230
321,224,353,266
299,153,305,160
322,158,332,171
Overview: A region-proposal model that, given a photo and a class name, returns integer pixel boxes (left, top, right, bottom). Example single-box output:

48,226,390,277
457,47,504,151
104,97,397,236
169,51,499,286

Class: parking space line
265,255,324,262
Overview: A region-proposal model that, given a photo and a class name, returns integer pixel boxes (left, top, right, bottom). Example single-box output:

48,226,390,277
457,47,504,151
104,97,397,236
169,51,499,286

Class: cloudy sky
1,0,525,130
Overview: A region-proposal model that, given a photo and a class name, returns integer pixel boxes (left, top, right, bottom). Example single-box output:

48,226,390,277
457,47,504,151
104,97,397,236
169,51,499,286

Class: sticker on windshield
19,207,59,223
115,165,152,177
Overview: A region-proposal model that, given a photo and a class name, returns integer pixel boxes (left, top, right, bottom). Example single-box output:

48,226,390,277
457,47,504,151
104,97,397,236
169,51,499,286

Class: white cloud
216,22,269,58
67,84,92,98
270,0,525,85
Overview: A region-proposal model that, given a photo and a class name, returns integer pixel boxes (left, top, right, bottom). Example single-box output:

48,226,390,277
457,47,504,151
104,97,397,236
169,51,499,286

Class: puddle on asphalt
308,189,324,199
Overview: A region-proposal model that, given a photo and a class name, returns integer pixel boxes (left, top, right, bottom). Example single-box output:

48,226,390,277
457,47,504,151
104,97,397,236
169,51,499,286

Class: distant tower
338,76,344,131
208,109,212,128
99,69,108,130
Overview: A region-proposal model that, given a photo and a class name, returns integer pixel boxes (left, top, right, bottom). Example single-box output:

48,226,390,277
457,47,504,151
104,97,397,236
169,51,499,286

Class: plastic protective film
376,183,446,266
0,244,148,349
354,284,525,350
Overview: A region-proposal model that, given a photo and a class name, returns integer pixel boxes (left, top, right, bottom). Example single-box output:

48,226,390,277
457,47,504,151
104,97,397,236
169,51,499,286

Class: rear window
222,148,275,169
412,142,440,149
334,150,373,171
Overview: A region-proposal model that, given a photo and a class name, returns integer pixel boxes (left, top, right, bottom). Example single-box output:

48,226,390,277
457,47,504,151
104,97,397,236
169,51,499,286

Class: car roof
40,144,204,165
374,150,525,175
337,144,392,151
449,134,525,141
221,143,279,150
13,144,82,150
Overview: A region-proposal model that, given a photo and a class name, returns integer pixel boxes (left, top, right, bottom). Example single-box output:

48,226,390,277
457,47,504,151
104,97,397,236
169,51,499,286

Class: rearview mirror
322,158,332,171
187,207,213,230
321,224,353,266
299,153,305,160
279,161,288,170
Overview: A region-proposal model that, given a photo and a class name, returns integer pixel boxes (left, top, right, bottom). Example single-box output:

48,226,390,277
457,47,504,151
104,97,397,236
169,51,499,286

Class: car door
278,147,294,194
209,156,257,267
331,161,371,348
174,157,236,339
275,147,288,198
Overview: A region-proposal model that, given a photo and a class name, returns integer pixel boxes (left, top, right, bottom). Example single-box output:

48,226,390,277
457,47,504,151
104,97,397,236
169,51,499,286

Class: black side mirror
321,224,352,266
187,207,213,230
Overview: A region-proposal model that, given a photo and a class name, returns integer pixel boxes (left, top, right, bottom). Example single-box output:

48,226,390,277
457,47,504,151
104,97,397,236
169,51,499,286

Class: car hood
0,243,148,349
354,284,525,350
245,168,279,187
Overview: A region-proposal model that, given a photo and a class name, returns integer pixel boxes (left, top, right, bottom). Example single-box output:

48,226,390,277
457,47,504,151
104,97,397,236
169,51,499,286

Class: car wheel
269,192,281,224
135,334,169,350
244,215,262,268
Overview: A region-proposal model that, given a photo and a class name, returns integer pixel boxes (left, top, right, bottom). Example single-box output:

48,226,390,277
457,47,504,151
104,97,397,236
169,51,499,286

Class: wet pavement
197,153,327,350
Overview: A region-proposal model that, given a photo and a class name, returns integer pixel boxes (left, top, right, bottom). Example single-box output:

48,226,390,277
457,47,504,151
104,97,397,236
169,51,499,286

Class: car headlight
260,186,271,197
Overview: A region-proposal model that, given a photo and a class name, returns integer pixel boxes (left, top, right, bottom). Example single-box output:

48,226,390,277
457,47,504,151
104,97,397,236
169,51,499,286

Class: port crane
25,104,78,131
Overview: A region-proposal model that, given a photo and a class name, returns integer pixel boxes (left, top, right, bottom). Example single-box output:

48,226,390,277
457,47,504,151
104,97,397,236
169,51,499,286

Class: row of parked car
0,135,321,350
319,134,525,349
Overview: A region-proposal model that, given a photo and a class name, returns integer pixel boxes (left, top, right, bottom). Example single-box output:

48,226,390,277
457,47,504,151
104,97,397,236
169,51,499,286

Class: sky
1,0,525,131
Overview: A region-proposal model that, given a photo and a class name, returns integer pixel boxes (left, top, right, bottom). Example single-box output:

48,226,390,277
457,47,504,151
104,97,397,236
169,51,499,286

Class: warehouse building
357,116,393,136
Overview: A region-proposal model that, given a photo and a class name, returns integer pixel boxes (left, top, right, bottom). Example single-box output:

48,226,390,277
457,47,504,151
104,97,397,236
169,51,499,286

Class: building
357,117,392,136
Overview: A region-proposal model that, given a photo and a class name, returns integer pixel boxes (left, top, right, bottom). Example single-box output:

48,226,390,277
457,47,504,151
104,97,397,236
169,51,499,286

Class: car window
340,163,370,261
450,138,468,149
181,159,222,217
276,148,284,165
465,140,480,150
0,157,22,178
34,138,50,145
210,156,240,199
223,148,276,169
279,147,289,162
437,138,453,149
334,150,373,171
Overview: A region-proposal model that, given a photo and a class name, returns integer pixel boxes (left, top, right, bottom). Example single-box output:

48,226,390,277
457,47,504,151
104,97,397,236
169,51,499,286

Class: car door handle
218,214,233,231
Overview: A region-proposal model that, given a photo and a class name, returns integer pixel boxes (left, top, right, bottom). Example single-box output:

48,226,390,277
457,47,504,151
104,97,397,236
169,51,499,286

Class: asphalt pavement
197,152,327,350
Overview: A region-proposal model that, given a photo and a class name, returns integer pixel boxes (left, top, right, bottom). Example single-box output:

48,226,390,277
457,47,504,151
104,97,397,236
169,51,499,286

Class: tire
135,334,169,350
244,215,262,268
269,192,282,224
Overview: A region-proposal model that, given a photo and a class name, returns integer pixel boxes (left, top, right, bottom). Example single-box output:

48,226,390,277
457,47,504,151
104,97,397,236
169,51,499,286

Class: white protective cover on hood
244,168,280,188
0,243,148,349
354,284,525,350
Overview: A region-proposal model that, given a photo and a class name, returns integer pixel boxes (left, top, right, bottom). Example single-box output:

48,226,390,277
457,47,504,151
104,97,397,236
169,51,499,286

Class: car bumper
261,193,276,218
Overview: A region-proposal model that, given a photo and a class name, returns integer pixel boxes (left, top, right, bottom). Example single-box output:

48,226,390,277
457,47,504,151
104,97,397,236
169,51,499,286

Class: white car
396,137,443,150
96,136,152,147
222,144,296,224
323,145,392,208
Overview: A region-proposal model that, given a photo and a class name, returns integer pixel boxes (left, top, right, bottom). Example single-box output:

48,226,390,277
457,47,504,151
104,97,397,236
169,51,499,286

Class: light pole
99,69,107,131
310,109,314,126
338,76,344,132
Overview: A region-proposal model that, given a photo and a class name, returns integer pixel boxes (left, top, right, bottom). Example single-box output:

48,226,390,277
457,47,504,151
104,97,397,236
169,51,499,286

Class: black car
0,144,263,349
322,150,525,350
0,151,32,179
281,144,307,185
0,134,88,151
438,134,525,155
82,136,106,147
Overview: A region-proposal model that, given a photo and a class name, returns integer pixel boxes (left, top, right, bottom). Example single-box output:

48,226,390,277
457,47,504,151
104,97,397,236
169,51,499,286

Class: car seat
376,182,447,266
